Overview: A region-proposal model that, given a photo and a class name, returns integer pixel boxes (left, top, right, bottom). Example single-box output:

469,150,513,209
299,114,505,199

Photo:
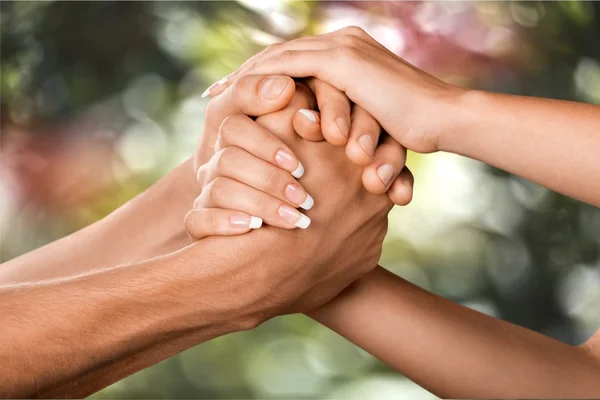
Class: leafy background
1,1,599,398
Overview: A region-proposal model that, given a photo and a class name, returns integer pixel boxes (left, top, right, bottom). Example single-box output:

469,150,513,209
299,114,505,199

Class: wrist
171,229,288,330
436,88,487,154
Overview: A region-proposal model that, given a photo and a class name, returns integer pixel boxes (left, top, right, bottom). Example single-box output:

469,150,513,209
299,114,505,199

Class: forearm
0,159,197,283
310,267,600,398
0,248,240,397
443,90,600,207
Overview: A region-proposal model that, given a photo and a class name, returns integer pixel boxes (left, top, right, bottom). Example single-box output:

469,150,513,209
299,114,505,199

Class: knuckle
219,114,243,139
274,49,293,62
213,146,236,174
338,32,362,48
196,163,208,185
211,176,228,193
246,192,264,213
204,177,229,206
184,210,203,238
263,164,281,186
265,42,281,53
335,45,361,62
193,194,204,210
341,25,367,38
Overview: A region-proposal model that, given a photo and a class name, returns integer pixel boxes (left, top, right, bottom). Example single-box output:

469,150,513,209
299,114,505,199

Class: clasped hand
183,73,406,320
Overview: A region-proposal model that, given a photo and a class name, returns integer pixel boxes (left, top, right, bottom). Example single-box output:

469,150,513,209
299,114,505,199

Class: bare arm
0,242,261,397
0,159,197,283
309,267,600,399
197,70,600,398
0,84,392,397
445,91,600,207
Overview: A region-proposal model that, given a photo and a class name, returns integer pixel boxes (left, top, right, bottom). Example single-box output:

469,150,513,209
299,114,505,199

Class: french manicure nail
260,76,289,100
285,184,314,210
230,214,262,229
201,76,228,98
291,161,304,179
278,205,311,229
275,150,303,178
377,164,395,187
275,149,296,170
357,135,375,158
335,117,350,139
300,193,314,210
298,109,317,123
249,216,263,229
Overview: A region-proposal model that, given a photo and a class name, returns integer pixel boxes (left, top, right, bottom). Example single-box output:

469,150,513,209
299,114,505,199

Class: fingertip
345,140,373,166
259,75,295,103
389,169,414,206
361,166,388,195
322,118,349,146
298,109,318,123
231,74,296,116
293,109,324,142
248,216,263,229
389,183,413,206
202,76,230,98
291,161,304,179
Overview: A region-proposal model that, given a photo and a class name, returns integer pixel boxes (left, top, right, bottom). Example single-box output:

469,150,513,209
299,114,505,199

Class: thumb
205,74,295,132
196,75,295,170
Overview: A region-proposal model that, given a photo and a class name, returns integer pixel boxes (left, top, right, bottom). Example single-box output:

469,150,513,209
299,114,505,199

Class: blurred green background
1,1,599,398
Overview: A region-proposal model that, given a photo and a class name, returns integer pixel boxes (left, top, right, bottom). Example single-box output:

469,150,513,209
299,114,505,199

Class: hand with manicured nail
197,72,414,210
185,83,393,318
195,74,300,172
203,26,600,208
202,67,415,206
187,81,393,239
188,114,314,237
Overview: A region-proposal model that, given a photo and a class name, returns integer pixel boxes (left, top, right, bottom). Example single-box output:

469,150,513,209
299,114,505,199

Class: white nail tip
299,109,317,123
295,214,311,229
249,216,263,229
299,194,314,210
201,77,228,98
291,162,304,179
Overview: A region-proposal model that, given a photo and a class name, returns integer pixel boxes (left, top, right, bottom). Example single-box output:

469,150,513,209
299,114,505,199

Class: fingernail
298,109,317,123
291,161,304,179
335,117,350,139
249,216,263,229
285,184,314,210
357,135,375,158
260,76,289,100
278,205,311,229
201,76,228,98
376,164,395,187
275,150,303,178
230,214,262,229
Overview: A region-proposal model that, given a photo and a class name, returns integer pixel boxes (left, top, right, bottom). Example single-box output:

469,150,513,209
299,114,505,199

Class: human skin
193,103,600,399
194,28,600,398
198,74,414,206
0,81,392,397
209,26,600,208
